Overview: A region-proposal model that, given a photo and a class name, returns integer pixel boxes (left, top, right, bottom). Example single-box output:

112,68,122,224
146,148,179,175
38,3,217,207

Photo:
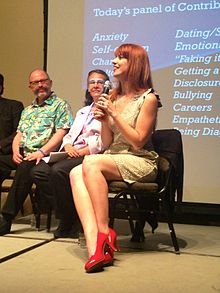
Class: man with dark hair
0,69,73,235
0,73,24,184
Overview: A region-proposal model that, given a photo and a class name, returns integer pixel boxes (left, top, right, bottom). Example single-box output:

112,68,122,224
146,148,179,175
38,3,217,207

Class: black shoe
130,221,145,243
53,220,81,239
146,211,158,233
0,214,12,236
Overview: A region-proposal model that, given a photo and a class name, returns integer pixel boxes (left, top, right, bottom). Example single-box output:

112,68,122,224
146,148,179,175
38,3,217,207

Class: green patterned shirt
18,93,73,155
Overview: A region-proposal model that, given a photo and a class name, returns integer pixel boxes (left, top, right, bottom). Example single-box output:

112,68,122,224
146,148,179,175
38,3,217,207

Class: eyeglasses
29,78,49,87
88,79,105,85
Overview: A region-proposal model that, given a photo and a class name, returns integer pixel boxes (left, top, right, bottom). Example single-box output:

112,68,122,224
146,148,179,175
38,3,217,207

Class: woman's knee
82,155,102,172
69,165,82,183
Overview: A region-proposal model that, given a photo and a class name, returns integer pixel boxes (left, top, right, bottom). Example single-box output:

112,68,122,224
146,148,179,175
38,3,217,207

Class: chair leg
109,217,115,229
124,194,136,234
109,191,125,228
35,211,41,231
46,207,52,232
128,216,135,235
0,190,2,209
29,189,41,230
167,221,180,253
129,195,145,242
0,181,3,208
130,221,145,242
164,201,180,253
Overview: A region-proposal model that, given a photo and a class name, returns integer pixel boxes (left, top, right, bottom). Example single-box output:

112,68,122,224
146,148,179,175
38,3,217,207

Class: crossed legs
69,154,122,257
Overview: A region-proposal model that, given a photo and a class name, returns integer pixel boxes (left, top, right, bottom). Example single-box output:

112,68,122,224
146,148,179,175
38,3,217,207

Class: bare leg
70,165,97,256
70,155,122,258
82,155,122,234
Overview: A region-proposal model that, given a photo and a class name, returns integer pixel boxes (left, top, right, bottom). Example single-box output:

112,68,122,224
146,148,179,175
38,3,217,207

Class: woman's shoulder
142,88,162,108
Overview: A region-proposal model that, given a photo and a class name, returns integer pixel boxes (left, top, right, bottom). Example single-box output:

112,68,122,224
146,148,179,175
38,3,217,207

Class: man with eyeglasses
0,69,73,235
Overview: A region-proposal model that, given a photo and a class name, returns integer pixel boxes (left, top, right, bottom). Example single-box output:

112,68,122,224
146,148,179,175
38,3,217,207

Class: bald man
0,69,73,235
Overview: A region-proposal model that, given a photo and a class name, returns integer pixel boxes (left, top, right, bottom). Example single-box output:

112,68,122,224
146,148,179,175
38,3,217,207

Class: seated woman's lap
82,154,122,181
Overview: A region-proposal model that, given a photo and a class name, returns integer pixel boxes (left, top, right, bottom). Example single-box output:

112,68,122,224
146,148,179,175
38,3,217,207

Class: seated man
0,73,24,184
0,69,73,235
30,69,109,238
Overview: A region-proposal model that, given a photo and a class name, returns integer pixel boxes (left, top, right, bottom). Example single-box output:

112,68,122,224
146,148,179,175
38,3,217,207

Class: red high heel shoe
103,228,120,267
103,249,114,267
109,228,120,252
85,232,116,273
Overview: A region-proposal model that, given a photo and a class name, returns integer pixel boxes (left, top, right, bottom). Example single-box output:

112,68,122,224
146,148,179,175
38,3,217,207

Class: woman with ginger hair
70,44,161,273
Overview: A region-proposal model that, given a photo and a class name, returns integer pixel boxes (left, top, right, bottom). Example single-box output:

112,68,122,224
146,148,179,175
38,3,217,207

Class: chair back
152,129,184,203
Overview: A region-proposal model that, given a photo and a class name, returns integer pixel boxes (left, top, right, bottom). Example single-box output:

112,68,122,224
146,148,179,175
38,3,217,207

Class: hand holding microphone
94,80,112,120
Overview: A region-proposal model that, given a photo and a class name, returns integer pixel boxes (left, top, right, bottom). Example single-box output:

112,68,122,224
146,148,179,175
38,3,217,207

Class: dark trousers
0,153,17,184
2,160,35,218
30,157,84,224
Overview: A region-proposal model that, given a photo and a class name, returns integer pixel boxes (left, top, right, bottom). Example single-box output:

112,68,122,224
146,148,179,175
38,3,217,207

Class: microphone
103,80,111,94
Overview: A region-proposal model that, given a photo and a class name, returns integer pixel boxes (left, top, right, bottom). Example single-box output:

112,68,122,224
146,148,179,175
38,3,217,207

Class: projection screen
47,0,220,205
